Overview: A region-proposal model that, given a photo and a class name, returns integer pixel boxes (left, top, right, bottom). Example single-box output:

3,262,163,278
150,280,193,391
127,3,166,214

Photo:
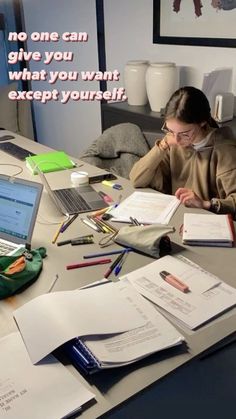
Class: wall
104,0,236,112
15,0,236,153
22,0,101,155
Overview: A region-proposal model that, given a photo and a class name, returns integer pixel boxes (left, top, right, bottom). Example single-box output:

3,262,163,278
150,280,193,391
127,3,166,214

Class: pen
83,248,133,259
91,207,111,217
96,218,118,233
98,191,114,204
60,214,78,233
86,216,104,233
102,180,123,190
52,221,64,244
114,251,129,276
159,270,190,293
57,234,93,246
57,239,72,246
81,218,100,232
103,252,126,279
48,274,59,292
66,258,112,270
71,237,94,245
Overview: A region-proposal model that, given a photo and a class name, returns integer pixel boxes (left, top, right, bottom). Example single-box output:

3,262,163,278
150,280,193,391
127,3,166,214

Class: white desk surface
0,133,236,418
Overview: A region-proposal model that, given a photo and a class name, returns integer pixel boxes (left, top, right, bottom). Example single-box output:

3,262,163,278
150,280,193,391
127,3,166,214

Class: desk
1,132,236,418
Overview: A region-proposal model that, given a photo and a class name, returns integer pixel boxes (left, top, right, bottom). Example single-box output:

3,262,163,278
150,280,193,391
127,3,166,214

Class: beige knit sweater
129,127,236,218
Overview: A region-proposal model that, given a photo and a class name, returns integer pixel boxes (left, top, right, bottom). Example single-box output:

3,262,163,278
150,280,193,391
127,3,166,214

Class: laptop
37,169,108,216
0,174,43,255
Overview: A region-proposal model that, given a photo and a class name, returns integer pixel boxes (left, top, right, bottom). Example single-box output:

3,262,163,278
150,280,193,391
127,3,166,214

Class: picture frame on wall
153,0,236,48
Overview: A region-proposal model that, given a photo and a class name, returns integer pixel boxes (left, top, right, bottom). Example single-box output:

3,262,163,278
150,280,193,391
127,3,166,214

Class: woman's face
162,118,206,147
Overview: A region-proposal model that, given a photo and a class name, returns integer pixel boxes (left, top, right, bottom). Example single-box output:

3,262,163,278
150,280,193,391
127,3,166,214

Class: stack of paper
182,213,235,247
109,191,180,225
0,332,94,419
64,280,184,373
13,281,184,371
122,255,236,330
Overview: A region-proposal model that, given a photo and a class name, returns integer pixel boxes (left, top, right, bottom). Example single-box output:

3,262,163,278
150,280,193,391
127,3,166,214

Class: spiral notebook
62,307,184,375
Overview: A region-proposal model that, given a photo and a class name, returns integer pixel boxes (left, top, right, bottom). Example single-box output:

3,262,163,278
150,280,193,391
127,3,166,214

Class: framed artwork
153,0,236,47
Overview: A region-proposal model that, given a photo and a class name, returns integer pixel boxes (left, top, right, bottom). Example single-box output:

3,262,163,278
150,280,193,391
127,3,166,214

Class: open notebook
0,174,43,255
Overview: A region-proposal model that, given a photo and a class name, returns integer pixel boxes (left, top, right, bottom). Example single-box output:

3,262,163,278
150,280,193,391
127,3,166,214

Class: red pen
66,258,112,270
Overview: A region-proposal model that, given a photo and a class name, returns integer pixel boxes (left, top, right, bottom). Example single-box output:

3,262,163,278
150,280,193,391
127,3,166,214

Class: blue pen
114,251,129,276
83,248,132,259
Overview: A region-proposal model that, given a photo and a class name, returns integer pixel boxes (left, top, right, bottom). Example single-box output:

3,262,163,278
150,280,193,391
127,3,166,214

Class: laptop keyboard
55,188,91,213
0,142,36,161
0,240,18,256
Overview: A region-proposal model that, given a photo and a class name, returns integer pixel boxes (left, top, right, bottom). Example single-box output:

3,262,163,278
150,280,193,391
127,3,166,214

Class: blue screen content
0,179,38,240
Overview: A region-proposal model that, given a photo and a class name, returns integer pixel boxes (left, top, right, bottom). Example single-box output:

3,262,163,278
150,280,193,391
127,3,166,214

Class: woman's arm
129,138,171,192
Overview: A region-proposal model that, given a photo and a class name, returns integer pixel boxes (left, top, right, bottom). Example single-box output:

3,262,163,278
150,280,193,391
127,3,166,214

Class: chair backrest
142,130,163,149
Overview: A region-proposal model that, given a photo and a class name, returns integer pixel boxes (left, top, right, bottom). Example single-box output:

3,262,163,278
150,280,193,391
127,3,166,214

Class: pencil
52,221,64,244
48,274,59,292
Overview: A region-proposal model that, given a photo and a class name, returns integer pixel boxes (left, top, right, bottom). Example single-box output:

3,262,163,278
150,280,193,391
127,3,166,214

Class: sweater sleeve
129,140,171,193
215,144,236,219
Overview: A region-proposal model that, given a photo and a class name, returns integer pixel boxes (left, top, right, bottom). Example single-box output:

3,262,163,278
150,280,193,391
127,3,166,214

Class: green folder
25,151,75,174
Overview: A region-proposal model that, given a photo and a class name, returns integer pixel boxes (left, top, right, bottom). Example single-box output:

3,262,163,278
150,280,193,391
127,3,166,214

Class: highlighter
102,180,123,190
160,270,190,293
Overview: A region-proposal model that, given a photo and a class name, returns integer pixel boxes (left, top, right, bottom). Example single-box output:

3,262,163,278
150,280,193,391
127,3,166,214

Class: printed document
13,282,149,363
122,255,236,330
109,191,180,224
182,213,235,246
81,279,184,366
0,332,94,419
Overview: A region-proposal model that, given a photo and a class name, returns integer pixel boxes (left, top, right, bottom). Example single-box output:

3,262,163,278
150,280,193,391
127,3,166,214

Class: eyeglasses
161,123,196,141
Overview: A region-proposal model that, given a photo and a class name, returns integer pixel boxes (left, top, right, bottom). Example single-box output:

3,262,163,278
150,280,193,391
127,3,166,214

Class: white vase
124,60,149,106
146,62,179,112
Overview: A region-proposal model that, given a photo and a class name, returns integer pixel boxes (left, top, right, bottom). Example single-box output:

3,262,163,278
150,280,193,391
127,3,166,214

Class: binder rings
26,151,75,174
63,338,101,375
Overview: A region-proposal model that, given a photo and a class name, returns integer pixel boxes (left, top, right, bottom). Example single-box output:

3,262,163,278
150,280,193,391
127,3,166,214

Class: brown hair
164,86,218,128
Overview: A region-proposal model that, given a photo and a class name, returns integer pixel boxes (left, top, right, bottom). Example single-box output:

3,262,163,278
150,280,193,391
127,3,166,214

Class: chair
79,122,162,179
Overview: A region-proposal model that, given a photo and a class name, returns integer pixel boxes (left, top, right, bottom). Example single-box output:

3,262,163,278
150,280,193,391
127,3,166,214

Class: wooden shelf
101,101,236,136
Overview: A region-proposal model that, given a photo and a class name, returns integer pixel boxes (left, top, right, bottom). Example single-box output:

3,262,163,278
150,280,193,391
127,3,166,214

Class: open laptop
37,169,107,216
0,174,43,255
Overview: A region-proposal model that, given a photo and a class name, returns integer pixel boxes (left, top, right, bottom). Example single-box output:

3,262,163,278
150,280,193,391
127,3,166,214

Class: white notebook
182,213,235,247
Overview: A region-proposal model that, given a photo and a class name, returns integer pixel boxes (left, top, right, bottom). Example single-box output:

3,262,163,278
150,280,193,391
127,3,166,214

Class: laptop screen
0,174,43,246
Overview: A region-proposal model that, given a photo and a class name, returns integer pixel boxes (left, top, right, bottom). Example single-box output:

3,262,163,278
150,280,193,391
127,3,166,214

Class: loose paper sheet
82,279,184,365
0,332,94,419
14,282,148,363
121,255,236,329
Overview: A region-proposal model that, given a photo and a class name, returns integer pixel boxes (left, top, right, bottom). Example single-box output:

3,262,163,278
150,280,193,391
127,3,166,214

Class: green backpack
0,247,47,299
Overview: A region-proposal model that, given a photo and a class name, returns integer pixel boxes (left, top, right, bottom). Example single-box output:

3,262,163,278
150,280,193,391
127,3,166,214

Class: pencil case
114,224,175,258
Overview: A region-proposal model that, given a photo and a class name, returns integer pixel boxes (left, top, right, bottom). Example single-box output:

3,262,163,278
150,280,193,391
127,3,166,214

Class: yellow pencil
52,221,64,244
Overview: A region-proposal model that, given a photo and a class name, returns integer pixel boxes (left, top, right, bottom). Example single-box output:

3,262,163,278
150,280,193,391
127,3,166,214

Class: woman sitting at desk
129,86,236,219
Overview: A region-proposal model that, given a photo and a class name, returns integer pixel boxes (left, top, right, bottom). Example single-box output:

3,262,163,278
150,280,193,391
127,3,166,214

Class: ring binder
63,338,101,374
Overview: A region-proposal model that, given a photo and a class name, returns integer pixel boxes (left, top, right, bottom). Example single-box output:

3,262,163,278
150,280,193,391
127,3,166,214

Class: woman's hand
175,188,210,209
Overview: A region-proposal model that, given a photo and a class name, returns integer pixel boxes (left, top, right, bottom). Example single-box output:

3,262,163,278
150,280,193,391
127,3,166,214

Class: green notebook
25,151,75,174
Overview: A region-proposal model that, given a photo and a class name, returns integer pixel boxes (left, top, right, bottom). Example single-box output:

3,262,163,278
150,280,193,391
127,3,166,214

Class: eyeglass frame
161,122,198,142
